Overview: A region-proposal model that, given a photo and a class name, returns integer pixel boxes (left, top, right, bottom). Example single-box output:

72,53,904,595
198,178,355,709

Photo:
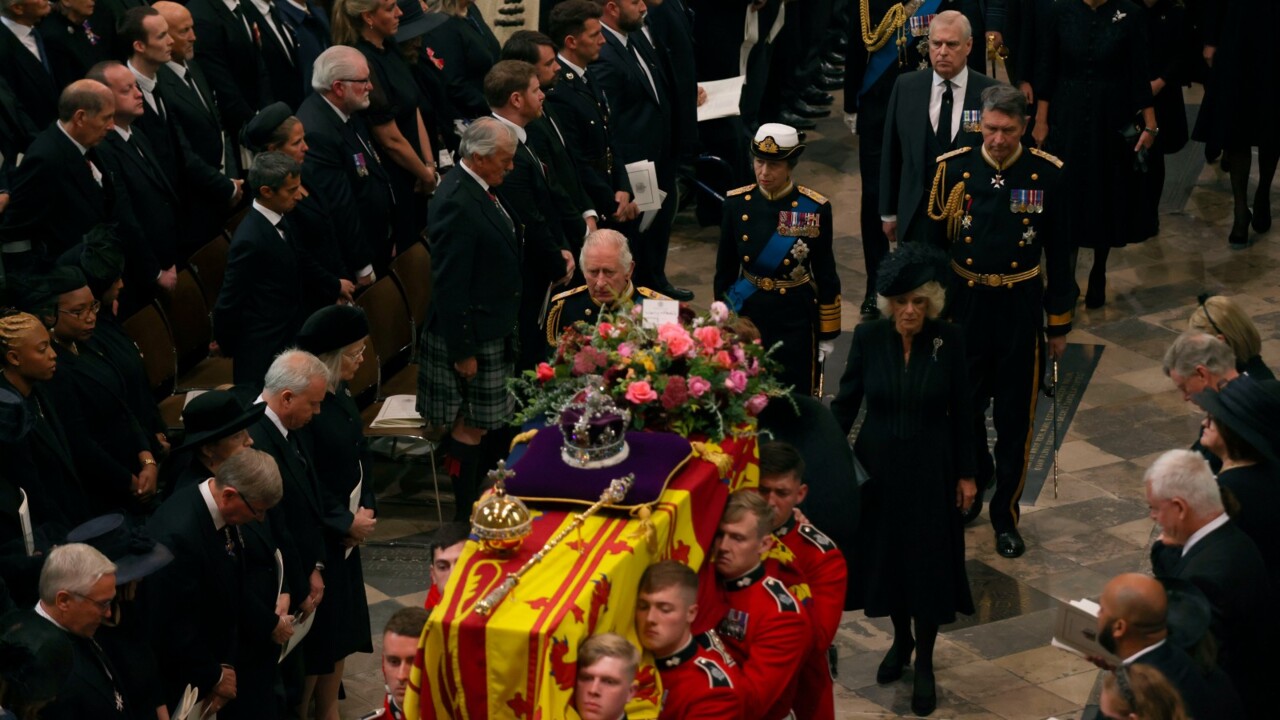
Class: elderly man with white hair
544,229,668,346
1162,331,1243,473
294,44,395,274
1145,448,1273,716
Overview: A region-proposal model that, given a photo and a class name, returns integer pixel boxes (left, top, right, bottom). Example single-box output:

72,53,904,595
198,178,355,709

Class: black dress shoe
1084,277,1106,309
819,60,845,77
658,285,694,302
1230,210,1252,249
801,87,834,106
777,109,817,129
859,296,880,318
1254,191,1272,233
788,100,832,119
815,74,843,91
876,640,914,684
911,666,937,716
996,530,1026,558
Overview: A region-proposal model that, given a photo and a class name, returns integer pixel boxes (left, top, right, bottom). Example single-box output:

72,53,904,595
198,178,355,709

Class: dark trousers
950,282,1042,534
858,126,891,300
633,185,677,289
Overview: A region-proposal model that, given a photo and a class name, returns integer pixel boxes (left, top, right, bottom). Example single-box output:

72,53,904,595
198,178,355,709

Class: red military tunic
710,564,810,720
767,519,848,720
656,632,743,720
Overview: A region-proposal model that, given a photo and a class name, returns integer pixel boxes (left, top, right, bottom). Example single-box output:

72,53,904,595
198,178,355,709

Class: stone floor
335,87,1280,719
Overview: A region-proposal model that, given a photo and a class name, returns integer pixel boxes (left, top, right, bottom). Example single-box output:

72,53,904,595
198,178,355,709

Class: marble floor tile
991,646,1096,686
1055,441,1126,473
977,685,1083,720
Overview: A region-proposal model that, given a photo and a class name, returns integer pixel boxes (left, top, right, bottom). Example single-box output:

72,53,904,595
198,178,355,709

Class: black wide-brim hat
750,122,806,161
67,514,174,585
876,241,950,298
395,0,446,42
172,389,266,454
1191,374,1280,468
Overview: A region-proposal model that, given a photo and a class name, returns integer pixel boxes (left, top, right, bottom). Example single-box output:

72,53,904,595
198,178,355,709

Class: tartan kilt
417,332,516,430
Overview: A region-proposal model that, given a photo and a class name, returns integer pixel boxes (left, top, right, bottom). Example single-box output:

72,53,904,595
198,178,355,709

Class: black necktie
937,79,954,147
232,2,254,43
487,190,514,233
182,69,212,114
31,27,51,74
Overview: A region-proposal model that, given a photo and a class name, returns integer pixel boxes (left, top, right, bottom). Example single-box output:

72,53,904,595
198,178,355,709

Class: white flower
709,301,730,323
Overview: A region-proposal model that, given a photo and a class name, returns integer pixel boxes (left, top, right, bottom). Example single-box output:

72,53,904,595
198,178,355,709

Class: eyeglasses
234,489,268,520
59,301,101,321
70,591,115,613
1196,293,1226,337
343,344,366,361
339,77,373,87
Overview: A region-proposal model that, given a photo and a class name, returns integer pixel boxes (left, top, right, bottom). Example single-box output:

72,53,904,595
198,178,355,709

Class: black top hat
1159,578,1213,652
395,0,444,42
876,242,949,298
0,609,73,703
296,305,370,357
172,390,266,454
242,102,294,154
1192,375,1280,467
66,514,174,585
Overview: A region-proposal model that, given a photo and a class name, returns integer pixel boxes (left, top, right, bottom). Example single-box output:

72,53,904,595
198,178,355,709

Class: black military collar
773,515,795,539
722,562,765,590
655,636,698,669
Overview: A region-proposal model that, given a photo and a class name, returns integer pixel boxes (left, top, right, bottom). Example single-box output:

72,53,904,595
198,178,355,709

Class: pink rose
733,346,746,366
535,362,555,382
693,325,723,352
618,342,635,358
709,301,730,324
688,376,711,398
713,350,734,369
744,393,769,416
658,322,695,357
598,322,615,337
661,376,689,410
724,370,748,394
625,380,658,404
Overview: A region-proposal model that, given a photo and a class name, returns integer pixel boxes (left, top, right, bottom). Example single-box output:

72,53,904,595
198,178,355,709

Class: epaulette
1029,147,1064,168
726,184,756,197
934,146,973,163
694,657,735,689
636,286,670,300
798,523,838,553
797,185,828,204
762,577,800,613
550,284,589,302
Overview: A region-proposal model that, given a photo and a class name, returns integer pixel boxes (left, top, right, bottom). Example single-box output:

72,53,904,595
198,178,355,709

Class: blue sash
726,194,820,312
857,0,944,101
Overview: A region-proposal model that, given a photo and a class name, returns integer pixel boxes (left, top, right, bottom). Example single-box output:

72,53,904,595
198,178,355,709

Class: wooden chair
355,277,415,386
389,241,432,360
122,303,178,402
188,235,230,310
224,205,251,236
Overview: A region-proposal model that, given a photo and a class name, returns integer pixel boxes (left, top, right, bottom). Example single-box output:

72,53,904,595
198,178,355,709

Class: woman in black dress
1033,0,1156,308
423,0,499,121
295,306,377,720
831,244,975,717
332,0,439,253
1187,295,1274,380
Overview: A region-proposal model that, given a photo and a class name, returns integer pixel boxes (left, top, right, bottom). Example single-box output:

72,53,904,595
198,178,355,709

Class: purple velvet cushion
507,426,693,508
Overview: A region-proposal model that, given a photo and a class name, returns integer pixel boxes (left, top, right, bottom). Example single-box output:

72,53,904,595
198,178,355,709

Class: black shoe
777,109,817,130
819,60,845,77
911,665,937,716
876,640,914,684
859,296,881,318
996,530,1026,558
1230,210,1252,249
658,284,694,302
1084,276,1106,309
801,87,835,106
815,74,843,91
1254,191,1272,233
789,100,832,119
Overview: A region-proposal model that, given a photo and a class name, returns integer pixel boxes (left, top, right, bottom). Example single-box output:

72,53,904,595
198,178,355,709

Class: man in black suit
0,75,38,220
642,0,699,167
38,0,114,90
34,543,133,719
295,46,394,274
545,1,638,233
1146,449,1274,717
145,448,284,715
0,80,121,275
0,0,58,130
154,1,231,175
276,0,330,99
214,152,348,386
187,0,272,157
881,10,997,246
241,0,303,110
485,59,578,371
590,0,691,301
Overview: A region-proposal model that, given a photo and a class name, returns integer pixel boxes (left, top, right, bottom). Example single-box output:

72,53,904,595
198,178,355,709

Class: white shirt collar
198,478,228,530
112,125,133,142
320,94,351,124
1122,638,1167,666
490,112,527,143
557,53,586,78
255,394,290,438
601,22,628,46
1181,513,1229,557
165,59,191,78
249,0,272,17
459,159,490,192
287,0,310,11
34,602,69,631
933,66,968,90
0,16,33,40
56,122,89,156
252,199,285,228
220,0,240,13
128,59,157,88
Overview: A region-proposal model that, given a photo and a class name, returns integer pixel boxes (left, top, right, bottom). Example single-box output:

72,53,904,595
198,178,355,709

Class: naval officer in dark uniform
926,84,1075,558
545,229,666,346
714,124,841,397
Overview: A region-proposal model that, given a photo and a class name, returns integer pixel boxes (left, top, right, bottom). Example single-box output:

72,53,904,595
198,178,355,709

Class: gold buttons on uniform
965,194,972,200
743,255,750,262
783,259,791,266
965,258,974,266
791,201,799,208
962,172,971,179
1031,173,1039,181
744,195,752,201
967,280,976,287
742,214,749,221
1018,241,1025,247
742,234,749,241
779,288,787,295
1011,262,1019,269
585,309,593,316
964,236,972,244
1022,218,1030,225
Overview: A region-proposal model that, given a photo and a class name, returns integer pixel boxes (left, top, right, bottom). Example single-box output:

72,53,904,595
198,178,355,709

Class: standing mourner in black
927,84,1075,558
830,243,975,717
1136,0,1188,240
1032,0,1154,308
38,0,116,90
0,0,58,130
186,0,274,154
714,124,841,396
423,0,500,120
240,0,304,111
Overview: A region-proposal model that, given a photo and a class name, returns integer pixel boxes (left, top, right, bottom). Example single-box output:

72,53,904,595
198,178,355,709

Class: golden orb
471,462,532,554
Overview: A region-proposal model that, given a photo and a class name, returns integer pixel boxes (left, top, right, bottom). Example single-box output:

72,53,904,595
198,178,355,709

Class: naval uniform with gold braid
544,283,670,346
927,144,1075,535
714,183,841,395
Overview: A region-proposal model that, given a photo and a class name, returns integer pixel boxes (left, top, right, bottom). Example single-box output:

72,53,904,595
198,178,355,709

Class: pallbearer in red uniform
704,491,809,720
757,442,847,720
360,607,429,720
636,561,742,720
422,523,469,612
574,633,639,720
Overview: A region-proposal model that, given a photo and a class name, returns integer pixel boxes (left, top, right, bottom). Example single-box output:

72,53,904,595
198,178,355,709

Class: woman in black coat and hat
829,243,976,717
294,305,376,720
162,390,264,497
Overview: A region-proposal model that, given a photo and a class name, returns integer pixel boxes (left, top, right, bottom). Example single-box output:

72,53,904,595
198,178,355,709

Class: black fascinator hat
875,242,949,298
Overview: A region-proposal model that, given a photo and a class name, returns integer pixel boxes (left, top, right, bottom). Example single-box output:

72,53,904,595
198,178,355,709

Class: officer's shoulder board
762,576,800,613
935,146,973,164
1028,147,1064,168
550,284,590,303
693,657,735,689
798,523,838,553
636,286,670,300
797,185,829,205
726,183,756,197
